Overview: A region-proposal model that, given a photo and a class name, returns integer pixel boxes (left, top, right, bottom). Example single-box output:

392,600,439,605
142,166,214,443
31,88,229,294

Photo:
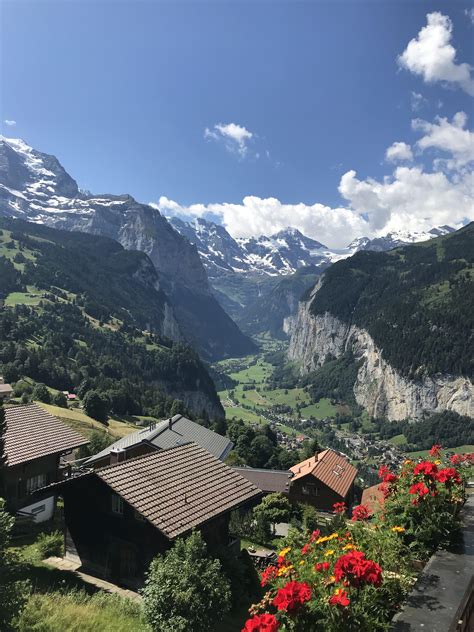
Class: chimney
110,447,126,465
168,418,173,430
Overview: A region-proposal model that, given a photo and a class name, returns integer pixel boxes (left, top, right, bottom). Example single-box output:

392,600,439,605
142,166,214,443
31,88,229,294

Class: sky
1,0,473,248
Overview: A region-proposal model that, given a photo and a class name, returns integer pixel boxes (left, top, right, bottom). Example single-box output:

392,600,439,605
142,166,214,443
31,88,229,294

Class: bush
52,392,68,408
36,531,63,559
141,531,231,632
32,383,51,404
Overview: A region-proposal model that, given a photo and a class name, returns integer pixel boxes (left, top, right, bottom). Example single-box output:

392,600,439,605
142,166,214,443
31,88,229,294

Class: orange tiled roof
4,403,88,467
290,449,357,498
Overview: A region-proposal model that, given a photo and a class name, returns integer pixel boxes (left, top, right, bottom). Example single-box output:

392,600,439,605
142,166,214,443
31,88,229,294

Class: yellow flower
315,536,329,544
277,564,293,576
279,547,291,558
434,459,441,465
327,533,339,541
324,549,335,557
403,459,413,465
342,543,356,550
391,526,405,533
299,560,305,566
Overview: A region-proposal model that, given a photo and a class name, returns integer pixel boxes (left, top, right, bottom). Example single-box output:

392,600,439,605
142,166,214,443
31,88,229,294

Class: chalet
288,449,357,511
0,376,13,401
84,414,233,467
55,443,262,588
3,404,88,522
233,467,294,495
361,483,385,515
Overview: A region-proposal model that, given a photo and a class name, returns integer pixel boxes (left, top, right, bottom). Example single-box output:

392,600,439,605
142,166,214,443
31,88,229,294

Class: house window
26,473,47,494
111,494,124,515
31,504,46,515
302,485,310,495
302,485,318,496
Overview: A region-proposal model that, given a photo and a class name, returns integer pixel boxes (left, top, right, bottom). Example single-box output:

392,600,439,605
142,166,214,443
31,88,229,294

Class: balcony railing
391,495,474,631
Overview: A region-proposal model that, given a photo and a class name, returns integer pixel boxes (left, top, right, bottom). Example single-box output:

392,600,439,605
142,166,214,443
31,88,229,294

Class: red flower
333,501,347,514
334,550,382,588
273,581,312,613
450,454,463,466
329,589,350,607
409,482,430,498
436,468,461,485
301,543,312,556
429,444,442,457
242,614,280,632
315,561,331,572
378,465,390,480
260,565,278,587
309,529,321,543
413,462,438,477
351,504,370,521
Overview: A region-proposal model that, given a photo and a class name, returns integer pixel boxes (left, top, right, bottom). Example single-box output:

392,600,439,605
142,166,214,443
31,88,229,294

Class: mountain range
0,137,254,360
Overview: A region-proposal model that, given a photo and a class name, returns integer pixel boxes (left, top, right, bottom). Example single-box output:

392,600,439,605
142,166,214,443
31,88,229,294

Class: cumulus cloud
398,12,474,95
386,142,413,163
339,167,472,235
4,120,16,127
465,8,474,25
204,122,253,157
412,111,474,169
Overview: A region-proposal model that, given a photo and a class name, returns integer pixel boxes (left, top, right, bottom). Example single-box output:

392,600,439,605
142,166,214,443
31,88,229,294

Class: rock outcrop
288,283,474,420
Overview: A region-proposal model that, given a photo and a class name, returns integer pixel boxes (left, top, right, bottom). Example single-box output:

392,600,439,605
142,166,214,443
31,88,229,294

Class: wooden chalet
56,443,262,588
288,449,357,511
3,404,88,522
0,376,13,401
84,414,233,468
361,483,385,515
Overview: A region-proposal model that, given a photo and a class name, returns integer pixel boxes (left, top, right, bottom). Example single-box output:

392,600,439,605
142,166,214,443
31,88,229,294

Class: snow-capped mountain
168,217,348,277
0,136,255,359
348,226,455,252
167,216,454,278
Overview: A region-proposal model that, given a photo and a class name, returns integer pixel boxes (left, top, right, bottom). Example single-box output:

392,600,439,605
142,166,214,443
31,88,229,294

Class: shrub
32,383,51,404
141,531,231,632
36,531,63,559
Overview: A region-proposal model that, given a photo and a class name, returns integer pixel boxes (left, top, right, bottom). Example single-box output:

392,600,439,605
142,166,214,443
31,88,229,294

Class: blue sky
2,0,473,246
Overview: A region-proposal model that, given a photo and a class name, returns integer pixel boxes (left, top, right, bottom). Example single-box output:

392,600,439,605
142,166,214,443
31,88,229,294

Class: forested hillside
308,223,474,379
0,219,224,420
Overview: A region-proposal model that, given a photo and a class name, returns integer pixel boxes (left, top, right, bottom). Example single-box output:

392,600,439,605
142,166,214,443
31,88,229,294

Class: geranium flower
272,581,312,612
450,454,463,466
278,547,291,558
413,462,438,477
333,501,347,514
301,543,312,556
309,529,321,543
334,550,382,587
260,565,278,587
429,444,442,457
329,588,350,607
315,562,330,572
351,504,370,521
242,613,280,632
409,482,430,499
436,468,461,485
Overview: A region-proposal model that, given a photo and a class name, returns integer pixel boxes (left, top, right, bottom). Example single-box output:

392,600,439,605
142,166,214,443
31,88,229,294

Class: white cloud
398,12,474,95
413,111,474,168
386,142,413,163
158,195,368,249
4,120,16,127
410,91,426,112
465,8,474,25
204,122,253,157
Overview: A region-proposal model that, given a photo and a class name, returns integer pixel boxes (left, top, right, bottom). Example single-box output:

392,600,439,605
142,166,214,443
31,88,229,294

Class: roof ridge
94,441,195,472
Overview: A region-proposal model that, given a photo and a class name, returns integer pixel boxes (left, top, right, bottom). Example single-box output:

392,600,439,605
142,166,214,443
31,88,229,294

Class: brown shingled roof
4,404,89,467
290,449,357,498
95,443,262,539
232,467,293,494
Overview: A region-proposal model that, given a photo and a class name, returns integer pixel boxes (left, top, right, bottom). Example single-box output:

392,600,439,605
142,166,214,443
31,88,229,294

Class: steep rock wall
288,290,473,420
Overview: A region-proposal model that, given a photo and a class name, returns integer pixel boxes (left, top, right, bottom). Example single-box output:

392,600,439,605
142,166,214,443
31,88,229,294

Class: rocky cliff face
0,137,254,360
288,286,474,420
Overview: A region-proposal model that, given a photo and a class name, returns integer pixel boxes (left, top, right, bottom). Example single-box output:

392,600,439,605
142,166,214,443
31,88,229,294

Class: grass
388,433,408,446
16,591,147,632
407,444,474,459
5,286,45,307
224,405,265,425
299,398,337,420
36,402,139,441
